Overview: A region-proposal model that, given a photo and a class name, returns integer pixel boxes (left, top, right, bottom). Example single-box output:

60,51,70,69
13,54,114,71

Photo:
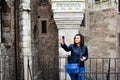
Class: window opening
38,0,49,6
41,20,47,33
41,0,47,4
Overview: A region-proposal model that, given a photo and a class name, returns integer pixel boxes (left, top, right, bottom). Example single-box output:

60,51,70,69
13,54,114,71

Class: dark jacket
61,43,88,67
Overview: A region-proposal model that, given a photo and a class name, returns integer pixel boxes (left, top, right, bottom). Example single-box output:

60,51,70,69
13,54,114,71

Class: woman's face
74,35,81,44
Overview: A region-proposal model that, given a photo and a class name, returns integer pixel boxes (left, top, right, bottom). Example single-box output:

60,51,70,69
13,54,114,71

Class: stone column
52,0,85,55
51,0,85,79
19,0,32,80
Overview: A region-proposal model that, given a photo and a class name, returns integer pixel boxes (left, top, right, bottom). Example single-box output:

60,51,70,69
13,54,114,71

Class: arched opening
1,0,11,43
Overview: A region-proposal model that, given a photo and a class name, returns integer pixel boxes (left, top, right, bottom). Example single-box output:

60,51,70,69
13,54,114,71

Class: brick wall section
31,2,59,80
85,8,117,58
79,8,118,79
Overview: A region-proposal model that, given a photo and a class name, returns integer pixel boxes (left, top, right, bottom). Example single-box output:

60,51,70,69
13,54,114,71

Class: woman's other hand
80,56,86,62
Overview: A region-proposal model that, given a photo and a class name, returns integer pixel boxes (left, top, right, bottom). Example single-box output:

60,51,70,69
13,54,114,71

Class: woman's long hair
74,34,84,48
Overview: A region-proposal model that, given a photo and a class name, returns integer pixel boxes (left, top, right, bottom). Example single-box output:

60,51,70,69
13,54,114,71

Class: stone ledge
57,24,80,29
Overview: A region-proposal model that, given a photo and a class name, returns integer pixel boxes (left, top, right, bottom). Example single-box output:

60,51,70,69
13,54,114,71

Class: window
41,0,47,4
41,20,47,33
40,0,49,5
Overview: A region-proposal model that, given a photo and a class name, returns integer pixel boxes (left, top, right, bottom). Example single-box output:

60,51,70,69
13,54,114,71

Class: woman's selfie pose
61,34,88,80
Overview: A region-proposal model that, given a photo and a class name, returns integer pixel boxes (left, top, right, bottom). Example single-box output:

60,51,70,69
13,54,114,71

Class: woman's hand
61,36,65,45
80,56,86,62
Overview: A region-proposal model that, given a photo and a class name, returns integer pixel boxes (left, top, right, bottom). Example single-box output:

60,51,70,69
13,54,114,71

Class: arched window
1,0,11,43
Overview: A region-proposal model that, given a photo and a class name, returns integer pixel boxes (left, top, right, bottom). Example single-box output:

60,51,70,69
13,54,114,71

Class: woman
61,34,88,80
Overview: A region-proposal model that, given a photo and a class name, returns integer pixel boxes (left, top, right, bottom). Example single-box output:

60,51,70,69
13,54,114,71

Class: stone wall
85,8,117,58
0,0,16,80
31,1,59,80
1,44,16,80
1,0,120,80
79,8,119,80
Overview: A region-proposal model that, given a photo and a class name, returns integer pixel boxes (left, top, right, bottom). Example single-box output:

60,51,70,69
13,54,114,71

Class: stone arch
1,0,11,43
1,1,17,80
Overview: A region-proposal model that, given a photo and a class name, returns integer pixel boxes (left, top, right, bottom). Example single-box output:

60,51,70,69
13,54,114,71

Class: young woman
61,34,88,80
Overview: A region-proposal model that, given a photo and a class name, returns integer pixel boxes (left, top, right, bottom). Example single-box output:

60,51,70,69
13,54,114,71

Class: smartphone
62,36,64,40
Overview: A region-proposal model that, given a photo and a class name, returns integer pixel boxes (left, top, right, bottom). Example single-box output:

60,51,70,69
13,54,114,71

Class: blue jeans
69,67,86,80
